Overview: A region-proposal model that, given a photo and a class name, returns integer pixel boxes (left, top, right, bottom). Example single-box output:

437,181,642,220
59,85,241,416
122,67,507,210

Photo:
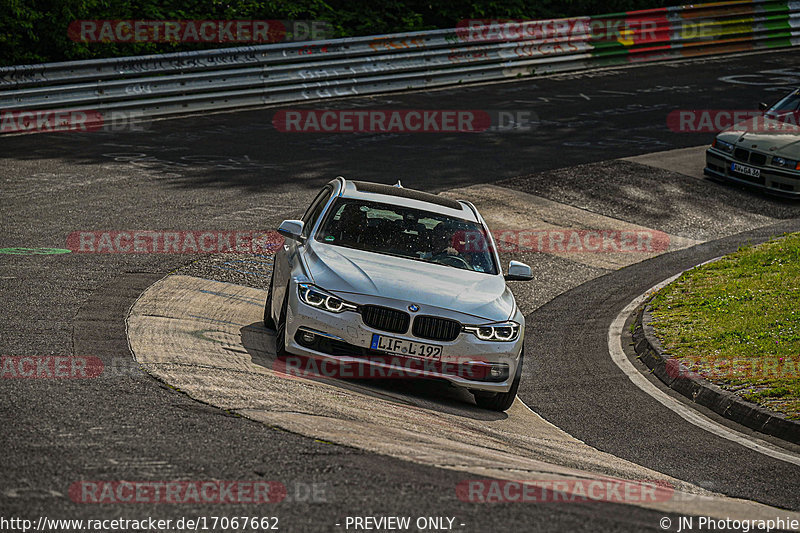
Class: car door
271,184,334,318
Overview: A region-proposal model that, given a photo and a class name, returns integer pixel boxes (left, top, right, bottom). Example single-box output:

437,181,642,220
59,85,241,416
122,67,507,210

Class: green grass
649,232,800,420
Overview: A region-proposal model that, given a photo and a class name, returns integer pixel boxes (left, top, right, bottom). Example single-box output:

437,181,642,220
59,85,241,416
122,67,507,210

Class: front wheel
274,284,290,357
473,351,524,412
263,269,275,329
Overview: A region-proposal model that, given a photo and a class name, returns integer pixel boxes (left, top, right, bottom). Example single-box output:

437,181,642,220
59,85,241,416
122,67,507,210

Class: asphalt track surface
519,219,800,511
2,49,800,531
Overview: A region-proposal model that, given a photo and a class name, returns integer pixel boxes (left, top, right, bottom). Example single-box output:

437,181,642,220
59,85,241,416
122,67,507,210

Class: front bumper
705,147,800,197
281,286,524,393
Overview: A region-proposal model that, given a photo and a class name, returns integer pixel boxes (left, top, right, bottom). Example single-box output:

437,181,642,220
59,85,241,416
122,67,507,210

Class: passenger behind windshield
316,198,497,274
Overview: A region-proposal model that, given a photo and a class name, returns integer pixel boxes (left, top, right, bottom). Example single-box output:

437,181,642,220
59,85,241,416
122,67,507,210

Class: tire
274,284,290,357
473,350,524,412
263,269,276,329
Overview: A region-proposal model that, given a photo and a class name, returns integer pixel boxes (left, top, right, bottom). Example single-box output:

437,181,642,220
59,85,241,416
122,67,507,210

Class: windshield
315,198,498,275
767,89,800,119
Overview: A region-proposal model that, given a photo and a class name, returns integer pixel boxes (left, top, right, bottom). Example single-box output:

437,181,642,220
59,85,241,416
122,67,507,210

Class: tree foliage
0,0,687,66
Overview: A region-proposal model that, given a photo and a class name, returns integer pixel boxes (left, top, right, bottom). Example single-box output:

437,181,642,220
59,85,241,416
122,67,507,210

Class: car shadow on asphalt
239,323,507,421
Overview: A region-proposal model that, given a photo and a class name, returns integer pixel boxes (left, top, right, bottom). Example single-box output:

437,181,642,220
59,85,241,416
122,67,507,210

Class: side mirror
504,260,533,281
277,219,304,242
758,102,769,111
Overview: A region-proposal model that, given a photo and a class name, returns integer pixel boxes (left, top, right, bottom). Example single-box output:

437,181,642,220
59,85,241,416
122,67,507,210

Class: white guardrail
1,0,798,132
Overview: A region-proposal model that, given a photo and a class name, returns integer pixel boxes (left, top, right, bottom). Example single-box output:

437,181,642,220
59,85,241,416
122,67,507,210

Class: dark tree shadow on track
498,159,800,241
6,51,800,196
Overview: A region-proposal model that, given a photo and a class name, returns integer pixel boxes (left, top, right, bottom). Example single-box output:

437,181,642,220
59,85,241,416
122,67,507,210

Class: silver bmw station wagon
264,177,532,411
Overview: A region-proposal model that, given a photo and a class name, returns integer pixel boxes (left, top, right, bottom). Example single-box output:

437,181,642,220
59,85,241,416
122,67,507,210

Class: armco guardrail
1,0,799,132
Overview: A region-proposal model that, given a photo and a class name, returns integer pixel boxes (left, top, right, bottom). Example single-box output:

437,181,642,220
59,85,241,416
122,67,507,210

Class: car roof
336,178,479,222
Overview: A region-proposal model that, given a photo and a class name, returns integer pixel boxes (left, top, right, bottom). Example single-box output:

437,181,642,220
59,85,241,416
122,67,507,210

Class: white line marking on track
608,273,800,467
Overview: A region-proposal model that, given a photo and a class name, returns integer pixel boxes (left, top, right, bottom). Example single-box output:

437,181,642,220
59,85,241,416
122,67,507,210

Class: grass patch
649,232,800,420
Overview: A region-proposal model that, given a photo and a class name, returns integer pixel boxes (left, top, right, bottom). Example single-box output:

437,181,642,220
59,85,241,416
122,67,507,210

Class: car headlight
772,156,800,170
297,283,357,313
463,321,520,342
712,138,735,154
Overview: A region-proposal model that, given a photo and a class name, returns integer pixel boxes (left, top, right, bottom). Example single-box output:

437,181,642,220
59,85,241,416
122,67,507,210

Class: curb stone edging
632,302,800,445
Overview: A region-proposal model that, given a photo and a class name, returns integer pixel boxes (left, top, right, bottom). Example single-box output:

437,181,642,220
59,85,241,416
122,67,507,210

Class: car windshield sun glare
315,198,499,275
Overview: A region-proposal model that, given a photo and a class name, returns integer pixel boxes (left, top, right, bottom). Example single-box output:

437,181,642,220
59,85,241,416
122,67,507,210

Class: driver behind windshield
335,205,368,246
429,221,458,257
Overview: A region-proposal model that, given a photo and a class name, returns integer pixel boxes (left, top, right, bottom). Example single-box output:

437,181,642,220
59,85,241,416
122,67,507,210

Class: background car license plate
371,334,442,359
731,162,761,178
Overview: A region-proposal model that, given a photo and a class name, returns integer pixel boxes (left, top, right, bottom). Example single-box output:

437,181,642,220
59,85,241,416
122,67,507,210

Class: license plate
731,162,761,178
370,334,442,359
